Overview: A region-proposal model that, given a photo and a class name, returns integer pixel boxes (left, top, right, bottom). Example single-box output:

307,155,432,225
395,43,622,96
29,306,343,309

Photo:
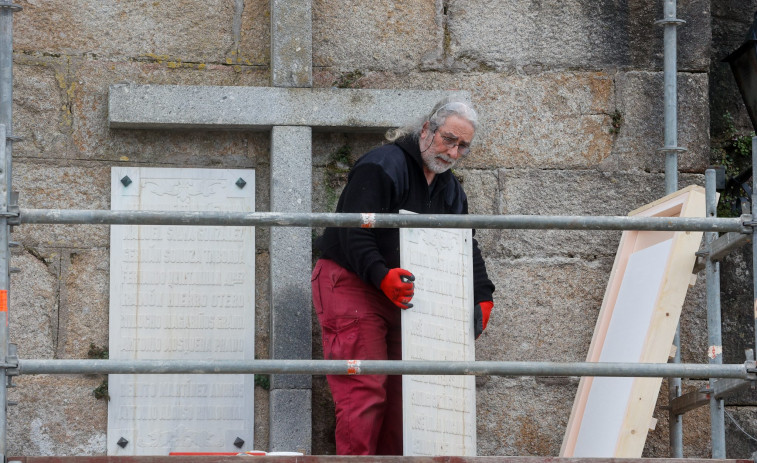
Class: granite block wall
3,0,754,458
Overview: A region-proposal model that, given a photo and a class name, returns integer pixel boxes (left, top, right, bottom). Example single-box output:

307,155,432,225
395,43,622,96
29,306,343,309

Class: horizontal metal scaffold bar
16,359,757,379
17,209,748,232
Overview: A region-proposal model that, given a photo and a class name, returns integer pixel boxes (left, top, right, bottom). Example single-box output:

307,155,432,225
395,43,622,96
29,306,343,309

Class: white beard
421,149,457,174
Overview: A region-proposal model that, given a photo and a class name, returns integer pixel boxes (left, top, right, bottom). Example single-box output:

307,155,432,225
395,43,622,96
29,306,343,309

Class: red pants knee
312,259,403,455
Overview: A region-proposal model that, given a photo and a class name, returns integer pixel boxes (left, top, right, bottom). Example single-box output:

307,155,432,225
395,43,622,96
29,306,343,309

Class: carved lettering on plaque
401,221,476,456
108,168,255,455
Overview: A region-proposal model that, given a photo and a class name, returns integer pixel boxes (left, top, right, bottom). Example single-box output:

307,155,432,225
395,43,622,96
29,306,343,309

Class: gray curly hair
385,97,479,142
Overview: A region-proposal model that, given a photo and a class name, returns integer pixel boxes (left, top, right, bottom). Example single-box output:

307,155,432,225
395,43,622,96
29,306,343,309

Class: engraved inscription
401,225,476,456
108,168,255,455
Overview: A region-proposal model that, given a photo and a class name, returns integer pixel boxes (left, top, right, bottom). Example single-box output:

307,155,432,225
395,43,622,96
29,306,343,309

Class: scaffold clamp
740,214,755,233
4,343,18,377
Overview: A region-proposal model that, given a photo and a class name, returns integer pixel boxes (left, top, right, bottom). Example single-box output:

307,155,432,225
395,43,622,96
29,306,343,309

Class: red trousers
311,259,403,455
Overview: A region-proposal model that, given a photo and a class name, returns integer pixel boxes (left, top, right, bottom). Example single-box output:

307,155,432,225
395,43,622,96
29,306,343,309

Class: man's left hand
474,301,494,339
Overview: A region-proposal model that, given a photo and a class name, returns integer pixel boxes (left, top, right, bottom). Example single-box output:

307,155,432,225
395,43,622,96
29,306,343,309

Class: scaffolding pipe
753,137,757,359
16,209,747,232
0,126,6,463
656,0,687,455
0,2,18,460
15,359,756,378
705,169,726,458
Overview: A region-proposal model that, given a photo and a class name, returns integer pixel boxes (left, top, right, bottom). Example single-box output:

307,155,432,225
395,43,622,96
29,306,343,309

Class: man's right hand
380,268,415,309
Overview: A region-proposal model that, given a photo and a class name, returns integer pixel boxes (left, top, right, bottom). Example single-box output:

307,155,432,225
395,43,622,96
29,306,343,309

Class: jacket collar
395,136,453,185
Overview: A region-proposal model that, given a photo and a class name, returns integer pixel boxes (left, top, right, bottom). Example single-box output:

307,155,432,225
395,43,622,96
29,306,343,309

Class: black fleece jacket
317,136,495,304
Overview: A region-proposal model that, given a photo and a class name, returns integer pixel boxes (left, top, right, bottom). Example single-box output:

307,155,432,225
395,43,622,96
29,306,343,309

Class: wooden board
560,185,706,458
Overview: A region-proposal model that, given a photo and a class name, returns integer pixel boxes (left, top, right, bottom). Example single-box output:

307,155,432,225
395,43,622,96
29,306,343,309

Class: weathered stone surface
71,59,267,165
311,375,335,455
270,126,312,391
108,85,468,131
332,70,708,172
313,0,438,73
9,250,59,359
724,406,757,458
7,375,107,456
14,1,251,64
340,71,616,170
625,0,711,72
453,168,500,215
614,72,710,173
269,389,311,454
476,376,578,456
478,257,610,363
487,169,704,259
680,269,710,365
469,72,617,170
442,0,709,72
711,1,757,22
271,0,312,87
711,12,756,137
12,60,72,159
240,0,271,67
58,248,109,359
719,247,757,406
255,250,271,451
12,162,110,248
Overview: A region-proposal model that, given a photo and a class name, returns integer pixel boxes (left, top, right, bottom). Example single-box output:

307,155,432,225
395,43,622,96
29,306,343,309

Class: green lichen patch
711,112,755,217
87,343,109,359
93,379,109,401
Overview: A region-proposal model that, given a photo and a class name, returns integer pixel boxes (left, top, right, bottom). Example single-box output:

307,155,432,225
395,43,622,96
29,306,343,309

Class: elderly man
312,98,495,455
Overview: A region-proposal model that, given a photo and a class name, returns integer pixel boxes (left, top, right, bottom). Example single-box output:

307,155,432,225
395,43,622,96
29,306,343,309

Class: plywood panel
561,185,706,458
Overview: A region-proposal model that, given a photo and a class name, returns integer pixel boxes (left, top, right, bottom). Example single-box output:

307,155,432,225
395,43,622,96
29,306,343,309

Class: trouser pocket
321,317,360,360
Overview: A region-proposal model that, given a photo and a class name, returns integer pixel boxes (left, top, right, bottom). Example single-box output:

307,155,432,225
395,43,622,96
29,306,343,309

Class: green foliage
93,379,109,401
254,374,270,390
711,112,755,217
87,343,109,359
324,144,353,211
609,110,623,134
332,70,364,89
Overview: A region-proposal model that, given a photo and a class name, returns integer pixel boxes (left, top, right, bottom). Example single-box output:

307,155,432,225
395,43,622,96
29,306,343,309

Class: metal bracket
7,199,19,226
746,349,757,379
656,146,688,153
4,343,18,376
654,18,687,26
740,214,755,234
0,3,22,12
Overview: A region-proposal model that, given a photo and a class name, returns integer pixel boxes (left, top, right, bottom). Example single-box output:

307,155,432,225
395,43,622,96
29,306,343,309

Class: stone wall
711,0,757,459
3,0,753,458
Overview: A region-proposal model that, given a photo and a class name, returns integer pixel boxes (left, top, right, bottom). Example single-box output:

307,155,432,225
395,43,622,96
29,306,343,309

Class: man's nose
447,144,462,159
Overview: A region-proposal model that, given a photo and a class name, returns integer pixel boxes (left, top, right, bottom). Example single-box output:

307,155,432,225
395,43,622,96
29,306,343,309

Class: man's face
419,115,475,175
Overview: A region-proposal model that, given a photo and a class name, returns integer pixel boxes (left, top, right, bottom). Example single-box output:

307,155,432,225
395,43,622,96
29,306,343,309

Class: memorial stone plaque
400,222,476,456
108,167,255,455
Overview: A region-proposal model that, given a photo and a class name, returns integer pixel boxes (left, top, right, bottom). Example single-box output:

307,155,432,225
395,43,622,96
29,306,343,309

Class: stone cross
107,0,466,453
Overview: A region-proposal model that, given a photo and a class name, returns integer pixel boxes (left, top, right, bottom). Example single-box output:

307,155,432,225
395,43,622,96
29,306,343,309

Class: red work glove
474,301,493,339
380,268,415,309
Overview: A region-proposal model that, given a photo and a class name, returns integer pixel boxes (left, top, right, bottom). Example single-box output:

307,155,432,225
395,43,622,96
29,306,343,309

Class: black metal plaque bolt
235,178,247,189
120,175,132,187
117,437,128,448
233,437,245,448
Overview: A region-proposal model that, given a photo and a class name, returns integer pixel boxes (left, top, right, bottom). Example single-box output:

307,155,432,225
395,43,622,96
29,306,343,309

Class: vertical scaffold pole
752,137,757,358
656,0,686,456
0,3,19,461
705,169,726,458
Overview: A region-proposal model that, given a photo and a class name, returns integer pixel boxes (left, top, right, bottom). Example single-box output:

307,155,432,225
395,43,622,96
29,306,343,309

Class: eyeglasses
435,130,471,156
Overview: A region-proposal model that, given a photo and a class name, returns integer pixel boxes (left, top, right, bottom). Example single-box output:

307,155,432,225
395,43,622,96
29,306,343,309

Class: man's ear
420,121,430,139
